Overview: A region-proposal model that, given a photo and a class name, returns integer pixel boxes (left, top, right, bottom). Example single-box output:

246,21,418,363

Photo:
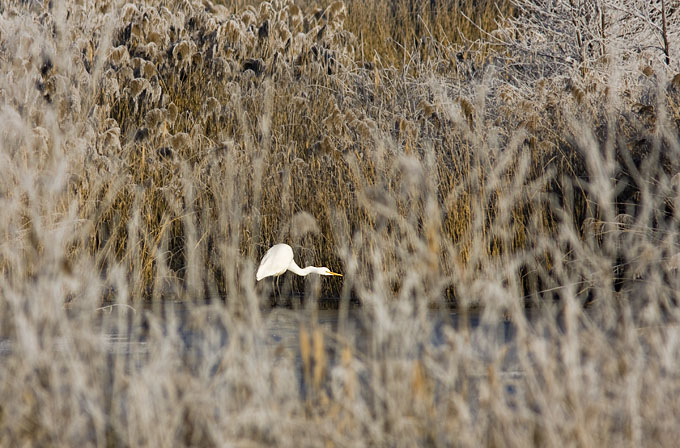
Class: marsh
0,0,679,446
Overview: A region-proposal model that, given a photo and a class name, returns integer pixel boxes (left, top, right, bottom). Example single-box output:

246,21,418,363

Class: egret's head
320,267,343,276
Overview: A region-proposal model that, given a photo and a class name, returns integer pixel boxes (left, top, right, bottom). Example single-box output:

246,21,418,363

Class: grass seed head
128,77,149,98
170,132,191,152
144,108,166,129
172,40,193,65
290,211,320,240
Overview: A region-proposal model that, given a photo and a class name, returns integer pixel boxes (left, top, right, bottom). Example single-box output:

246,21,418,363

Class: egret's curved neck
288,260,322,276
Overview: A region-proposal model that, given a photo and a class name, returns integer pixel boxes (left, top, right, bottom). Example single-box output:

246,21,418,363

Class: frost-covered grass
1,0,680,446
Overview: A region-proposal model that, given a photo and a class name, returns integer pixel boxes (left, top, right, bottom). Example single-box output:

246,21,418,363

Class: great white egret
256,243,342,281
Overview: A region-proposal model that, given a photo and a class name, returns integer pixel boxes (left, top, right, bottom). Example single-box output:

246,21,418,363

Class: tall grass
1,0,680,445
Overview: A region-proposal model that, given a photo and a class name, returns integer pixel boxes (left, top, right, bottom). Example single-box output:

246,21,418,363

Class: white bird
256,243,342,281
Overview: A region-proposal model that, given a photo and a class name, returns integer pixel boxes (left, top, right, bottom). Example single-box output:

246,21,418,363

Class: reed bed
1,0,680,446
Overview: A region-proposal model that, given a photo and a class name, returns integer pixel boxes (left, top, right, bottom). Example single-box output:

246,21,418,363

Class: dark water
96,301,521,376
0,301,523,415
0,302,518,386
0,301,520,370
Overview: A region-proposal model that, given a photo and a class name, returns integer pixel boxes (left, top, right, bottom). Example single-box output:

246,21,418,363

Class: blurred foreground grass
1,0,680,445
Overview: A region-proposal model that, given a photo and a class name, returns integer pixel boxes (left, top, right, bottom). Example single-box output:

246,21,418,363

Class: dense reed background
1,0,680,446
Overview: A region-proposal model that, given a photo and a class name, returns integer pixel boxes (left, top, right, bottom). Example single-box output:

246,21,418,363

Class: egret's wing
256,244,294,280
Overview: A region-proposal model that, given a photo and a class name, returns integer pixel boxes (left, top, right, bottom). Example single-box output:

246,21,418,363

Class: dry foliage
1,0,680,446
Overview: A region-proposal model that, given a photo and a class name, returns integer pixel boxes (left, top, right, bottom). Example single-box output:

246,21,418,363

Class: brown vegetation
1,0,680,445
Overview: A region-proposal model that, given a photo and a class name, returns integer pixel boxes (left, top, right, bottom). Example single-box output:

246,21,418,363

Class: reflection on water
97,302,521,376
0,301,522,383
0,300,524,416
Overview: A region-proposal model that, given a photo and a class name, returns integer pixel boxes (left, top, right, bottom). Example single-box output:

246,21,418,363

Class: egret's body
256,243,342,281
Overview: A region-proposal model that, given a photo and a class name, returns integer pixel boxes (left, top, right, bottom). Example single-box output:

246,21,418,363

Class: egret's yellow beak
329,271,343,277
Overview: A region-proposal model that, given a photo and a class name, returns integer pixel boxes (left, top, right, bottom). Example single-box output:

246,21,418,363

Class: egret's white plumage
256,243,342,281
